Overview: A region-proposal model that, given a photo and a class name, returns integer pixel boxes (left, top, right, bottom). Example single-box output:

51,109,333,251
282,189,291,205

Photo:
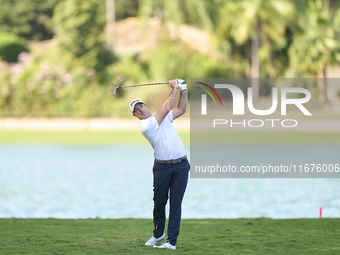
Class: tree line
0,0,339,117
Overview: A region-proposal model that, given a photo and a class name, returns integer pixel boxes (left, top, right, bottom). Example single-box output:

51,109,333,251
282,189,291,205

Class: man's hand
177,79,187,91
169,79,179,90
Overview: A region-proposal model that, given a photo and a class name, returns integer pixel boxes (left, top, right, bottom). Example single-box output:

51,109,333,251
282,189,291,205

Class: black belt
155,156,187,164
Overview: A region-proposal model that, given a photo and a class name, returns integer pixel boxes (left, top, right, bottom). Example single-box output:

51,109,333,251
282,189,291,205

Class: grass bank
0,130,340,145
0,218,339,254
0,130,188,145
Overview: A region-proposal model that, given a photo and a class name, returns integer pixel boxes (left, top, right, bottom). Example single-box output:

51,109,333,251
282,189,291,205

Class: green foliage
53,0,114,73
139,0,219,32
142,41,229,82
0,33,28,62
287,0,340,77
0,0,58,40
0,48,125,118
116,0,139,21
216,0,295,78
0,52,73,117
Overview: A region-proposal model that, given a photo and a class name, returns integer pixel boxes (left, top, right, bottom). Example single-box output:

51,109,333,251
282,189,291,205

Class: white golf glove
177,79,187,91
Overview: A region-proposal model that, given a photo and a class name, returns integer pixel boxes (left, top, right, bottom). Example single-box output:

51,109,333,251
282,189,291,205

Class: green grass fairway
0,218,339,254
0,130,340,145
191,130,340,145
0,130,188,145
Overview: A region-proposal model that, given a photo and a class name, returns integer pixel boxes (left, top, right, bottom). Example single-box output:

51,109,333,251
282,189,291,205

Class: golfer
129,79,190,250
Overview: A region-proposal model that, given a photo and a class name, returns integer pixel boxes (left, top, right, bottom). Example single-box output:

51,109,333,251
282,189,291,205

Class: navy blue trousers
152,158,190,245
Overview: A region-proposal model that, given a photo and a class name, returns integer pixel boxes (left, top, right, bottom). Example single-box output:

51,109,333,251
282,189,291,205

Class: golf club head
112,87,117,96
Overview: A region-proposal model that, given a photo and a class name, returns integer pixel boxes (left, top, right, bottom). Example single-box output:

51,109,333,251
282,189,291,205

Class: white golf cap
129,98,144,112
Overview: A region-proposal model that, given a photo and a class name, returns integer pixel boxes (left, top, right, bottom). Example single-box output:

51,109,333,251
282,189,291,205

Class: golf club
112,82,169,96
112,80,186,95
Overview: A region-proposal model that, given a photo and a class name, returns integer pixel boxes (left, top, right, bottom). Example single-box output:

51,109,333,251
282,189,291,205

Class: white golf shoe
154,241,176,250
144,233,165,246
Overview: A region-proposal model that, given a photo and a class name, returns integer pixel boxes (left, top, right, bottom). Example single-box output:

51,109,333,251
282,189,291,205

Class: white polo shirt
139,111,186,160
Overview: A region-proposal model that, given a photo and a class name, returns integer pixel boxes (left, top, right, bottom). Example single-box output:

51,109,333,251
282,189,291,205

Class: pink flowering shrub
0,52,74,116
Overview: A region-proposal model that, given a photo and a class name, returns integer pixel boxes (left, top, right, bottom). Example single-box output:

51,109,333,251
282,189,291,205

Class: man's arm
154,79,178,125
172,90,187,120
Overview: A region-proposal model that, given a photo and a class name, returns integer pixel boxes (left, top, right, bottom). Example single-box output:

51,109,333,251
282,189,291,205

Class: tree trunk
106,0,115,52
269,47,276,77
317,67,330,106
251,25,260,101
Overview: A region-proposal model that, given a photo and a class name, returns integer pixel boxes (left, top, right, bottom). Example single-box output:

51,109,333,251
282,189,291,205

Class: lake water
0,145,339,219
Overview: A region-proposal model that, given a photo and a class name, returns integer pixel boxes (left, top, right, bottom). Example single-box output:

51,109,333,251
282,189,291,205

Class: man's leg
167,160,190,245
153,162,173,238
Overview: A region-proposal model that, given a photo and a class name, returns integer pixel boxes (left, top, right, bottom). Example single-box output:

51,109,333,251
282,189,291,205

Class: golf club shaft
119,82,169,89
112,82,169,95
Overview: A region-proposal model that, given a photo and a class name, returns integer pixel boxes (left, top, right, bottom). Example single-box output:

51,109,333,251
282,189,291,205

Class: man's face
132,103,150,119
